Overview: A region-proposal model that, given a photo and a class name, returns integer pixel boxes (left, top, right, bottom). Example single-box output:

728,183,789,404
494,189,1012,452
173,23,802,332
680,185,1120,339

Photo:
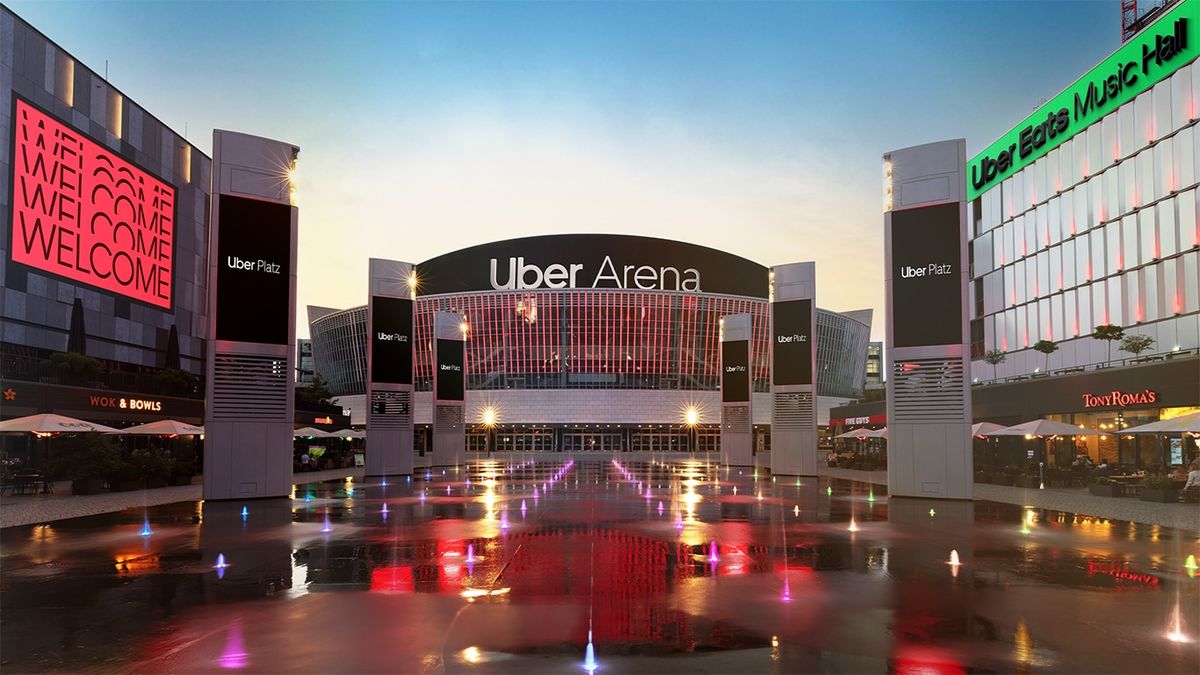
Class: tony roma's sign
415,234,769,298
1082,389,1158,409
967,0,1199,201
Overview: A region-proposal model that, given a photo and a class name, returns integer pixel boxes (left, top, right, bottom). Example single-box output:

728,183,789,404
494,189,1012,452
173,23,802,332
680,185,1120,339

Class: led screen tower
432,311,466,467
203,131,299,500
366,259,415,477
883,140,973,500
719,313,753,467
770,262,818,476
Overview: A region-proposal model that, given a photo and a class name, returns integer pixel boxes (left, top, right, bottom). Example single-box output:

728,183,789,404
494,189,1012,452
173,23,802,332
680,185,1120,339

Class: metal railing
972,347,1198,387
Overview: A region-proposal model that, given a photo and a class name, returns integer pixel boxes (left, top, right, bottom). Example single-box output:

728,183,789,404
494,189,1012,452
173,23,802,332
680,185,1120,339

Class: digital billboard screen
371,296,413,385
773,299,812,385
436,338,464,401
214,195,292,345
890,202,963,348
9,97,176,309
721,340,750,403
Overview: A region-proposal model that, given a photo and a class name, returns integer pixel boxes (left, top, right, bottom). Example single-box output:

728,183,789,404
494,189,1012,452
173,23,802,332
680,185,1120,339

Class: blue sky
11,0,1118,339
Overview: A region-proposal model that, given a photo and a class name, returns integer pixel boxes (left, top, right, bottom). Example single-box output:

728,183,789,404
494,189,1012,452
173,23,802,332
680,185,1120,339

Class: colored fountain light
793,505,800,516
929,508,936,517
240,506,249,519
1185,554,1198,578
708,541,720,564
657,501,664,515
848,518,860,533
826,486,832,496
781,574,792,602
139,519,152,537
217,621,247,669
867,490,876,503
583,630,599,672
381,503,389,520
1165,602,1191,643
304,493,313,503
674,514,685,530
948,549,962,578
215,553,230,579
466,544,475,564
321,514,332,533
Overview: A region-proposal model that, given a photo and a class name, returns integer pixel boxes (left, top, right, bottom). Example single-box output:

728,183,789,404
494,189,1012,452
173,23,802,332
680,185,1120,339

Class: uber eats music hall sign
967,0,1199,201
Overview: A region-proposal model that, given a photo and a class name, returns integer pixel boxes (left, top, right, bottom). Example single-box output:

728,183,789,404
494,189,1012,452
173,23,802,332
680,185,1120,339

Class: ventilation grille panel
892,357,967,423
722,405,751,434
211,354,288,420
369,391,411,430
435,404,463,431
772,392,814,431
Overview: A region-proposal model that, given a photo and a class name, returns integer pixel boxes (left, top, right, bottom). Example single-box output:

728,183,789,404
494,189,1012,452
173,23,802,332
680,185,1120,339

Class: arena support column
203,131,300,500
883,140,973,500
365,259,415,477
719,314,753,467
432,311,466,468
770,262,818,476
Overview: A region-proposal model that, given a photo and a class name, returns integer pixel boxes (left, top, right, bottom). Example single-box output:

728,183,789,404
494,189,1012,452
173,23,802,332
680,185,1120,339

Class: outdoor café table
1108,475,1143,497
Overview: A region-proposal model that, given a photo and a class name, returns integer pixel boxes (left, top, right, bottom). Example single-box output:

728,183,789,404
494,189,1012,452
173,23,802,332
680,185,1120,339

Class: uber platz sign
772,299,812,386
370,296,413,385
890,202,962,349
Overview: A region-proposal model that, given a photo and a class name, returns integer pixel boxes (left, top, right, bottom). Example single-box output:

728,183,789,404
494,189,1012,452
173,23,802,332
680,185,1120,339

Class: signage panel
371,296,413,385
772,299,813,385
214,195,292,345
967,0,1199,200
435,338,464,401
416,234,769,298
721,340,750,403
9,97,176,309
890,202,963,349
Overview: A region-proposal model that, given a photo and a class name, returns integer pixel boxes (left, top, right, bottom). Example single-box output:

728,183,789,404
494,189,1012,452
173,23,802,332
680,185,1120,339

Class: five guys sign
10,97,176,309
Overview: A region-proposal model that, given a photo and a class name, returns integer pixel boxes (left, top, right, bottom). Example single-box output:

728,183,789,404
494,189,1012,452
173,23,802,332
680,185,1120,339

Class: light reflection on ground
0,458,1197,673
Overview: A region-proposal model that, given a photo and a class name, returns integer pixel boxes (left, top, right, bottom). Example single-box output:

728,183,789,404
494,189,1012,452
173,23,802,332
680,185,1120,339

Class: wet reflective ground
2,459,1198,674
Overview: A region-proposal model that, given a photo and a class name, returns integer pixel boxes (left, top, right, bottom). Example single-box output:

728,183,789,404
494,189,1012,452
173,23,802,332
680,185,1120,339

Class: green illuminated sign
967,0,1200,201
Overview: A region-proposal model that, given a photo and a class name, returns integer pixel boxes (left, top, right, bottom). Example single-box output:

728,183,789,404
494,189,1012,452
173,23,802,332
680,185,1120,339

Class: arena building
308,234,872,455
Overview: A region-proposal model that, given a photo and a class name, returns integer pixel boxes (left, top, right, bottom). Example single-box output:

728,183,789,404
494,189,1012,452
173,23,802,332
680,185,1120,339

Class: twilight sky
10,0,1118,339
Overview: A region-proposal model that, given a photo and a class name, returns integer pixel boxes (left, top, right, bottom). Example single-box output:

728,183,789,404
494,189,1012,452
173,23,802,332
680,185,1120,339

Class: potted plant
1088,475,1122,498
128,448,172,488
48,433,121,495
169,458,197,486
108,459,142,492
1138,474,1178,503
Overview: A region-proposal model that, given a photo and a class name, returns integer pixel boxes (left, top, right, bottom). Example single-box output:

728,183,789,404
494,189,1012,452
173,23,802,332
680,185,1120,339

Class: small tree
1119,334,1155,359
296,372,335,407
1032,339,1058,372
42,352,103,385
982,349,1006,381
1092,324,1125,364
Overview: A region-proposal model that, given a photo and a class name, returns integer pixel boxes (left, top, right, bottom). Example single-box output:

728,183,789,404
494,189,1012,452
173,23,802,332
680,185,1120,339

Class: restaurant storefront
829,356,1200,470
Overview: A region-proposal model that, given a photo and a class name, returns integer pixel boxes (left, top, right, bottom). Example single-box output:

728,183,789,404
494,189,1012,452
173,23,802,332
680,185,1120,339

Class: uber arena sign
489,256,700,292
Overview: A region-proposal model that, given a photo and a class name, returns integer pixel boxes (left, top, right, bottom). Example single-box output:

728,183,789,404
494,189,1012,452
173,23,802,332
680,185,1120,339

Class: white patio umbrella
982,419,1098,437
294,426,336,438
331,429,365,439
860,427,888,439
833,427,870,439
972,422,1005,437
0,413,119,434
108,419,204,436
1120,411,1200,434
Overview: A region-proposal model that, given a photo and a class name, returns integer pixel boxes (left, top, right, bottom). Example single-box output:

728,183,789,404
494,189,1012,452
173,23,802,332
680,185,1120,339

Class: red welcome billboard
10,97,175,309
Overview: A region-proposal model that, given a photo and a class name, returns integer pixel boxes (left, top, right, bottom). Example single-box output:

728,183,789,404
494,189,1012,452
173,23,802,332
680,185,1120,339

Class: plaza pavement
818,465,1200,533
3,463,1196,531
0,467,365,529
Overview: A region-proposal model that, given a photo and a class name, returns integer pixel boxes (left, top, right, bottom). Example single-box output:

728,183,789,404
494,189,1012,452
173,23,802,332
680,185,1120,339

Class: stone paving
818,465,1200,532
0,467,365,529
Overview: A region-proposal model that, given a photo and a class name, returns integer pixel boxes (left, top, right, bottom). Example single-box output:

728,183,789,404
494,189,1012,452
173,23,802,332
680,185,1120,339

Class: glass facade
971,58,1200,376
308,290,871,399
